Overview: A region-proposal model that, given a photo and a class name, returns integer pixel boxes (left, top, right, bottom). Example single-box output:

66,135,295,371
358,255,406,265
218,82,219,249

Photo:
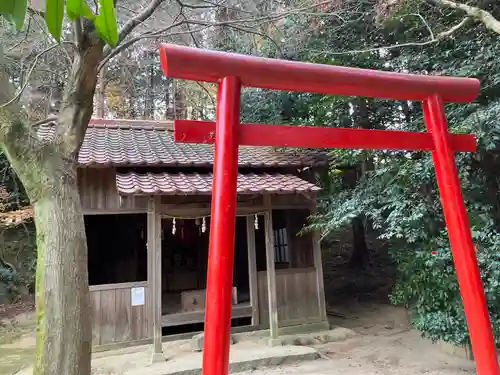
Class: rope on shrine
159,211,267,234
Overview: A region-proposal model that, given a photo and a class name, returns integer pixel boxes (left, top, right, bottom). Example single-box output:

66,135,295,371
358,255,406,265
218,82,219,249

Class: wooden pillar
263,195,278,343
246,215,259,325
310,203,327,323
285,214,295,268
148,197,164,363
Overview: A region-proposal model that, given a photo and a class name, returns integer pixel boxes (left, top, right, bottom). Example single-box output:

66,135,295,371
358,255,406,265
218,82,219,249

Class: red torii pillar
159,44,499,375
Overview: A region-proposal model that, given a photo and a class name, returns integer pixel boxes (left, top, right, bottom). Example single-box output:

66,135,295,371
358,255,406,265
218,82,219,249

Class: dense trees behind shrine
2,0,500,362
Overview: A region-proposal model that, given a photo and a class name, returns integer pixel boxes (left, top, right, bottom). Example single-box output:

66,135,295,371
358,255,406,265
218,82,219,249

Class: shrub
0,262,21,303
389,229,500,347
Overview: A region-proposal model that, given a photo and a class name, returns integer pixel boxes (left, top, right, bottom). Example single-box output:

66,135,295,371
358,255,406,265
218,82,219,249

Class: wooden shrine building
38,118,330,351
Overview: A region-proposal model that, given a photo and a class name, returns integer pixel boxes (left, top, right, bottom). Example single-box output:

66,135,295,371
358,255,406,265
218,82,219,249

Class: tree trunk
346,98,373,269
164,78,170,120
144,52,155,120
343,169,371,269
174,83,186,120
348,216,370,269
0,110,92,375
96,68,106,118
31,161,91,375
1,29,103,375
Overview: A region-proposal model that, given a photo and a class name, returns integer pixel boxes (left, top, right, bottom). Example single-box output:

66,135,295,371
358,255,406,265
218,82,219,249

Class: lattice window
273,227,289,264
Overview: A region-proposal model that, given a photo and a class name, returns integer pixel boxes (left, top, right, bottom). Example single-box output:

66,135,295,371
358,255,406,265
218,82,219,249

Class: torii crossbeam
159,44,499,375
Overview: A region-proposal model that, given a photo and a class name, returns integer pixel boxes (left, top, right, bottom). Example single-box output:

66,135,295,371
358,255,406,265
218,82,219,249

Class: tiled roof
116,172,320,195
37,120,328,168
0,207,33,227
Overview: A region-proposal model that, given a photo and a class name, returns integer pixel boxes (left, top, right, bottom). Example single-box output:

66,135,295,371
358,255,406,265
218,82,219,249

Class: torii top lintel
158,45,500,375
159,43,479,103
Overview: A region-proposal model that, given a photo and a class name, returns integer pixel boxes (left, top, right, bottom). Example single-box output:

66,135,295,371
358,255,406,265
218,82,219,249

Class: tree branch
428,0,500,35
307,16,470,56
224,24,284,57
101,0,343,62
28,11,73,66
98,20,188,70
0,57,49,182
437,16,470,38
0,44,61,108
98,19,286,71
32,116,58,127
74,19,84,48
100,0,341,70
196,82,216,110
402,13,435,40
56,35,105,158
174,0,201,48
175,0,223,10
6,17,32,53
102,0,168,57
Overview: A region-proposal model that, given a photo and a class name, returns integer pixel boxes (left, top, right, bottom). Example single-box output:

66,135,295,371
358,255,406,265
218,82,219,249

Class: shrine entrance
158,44,499,375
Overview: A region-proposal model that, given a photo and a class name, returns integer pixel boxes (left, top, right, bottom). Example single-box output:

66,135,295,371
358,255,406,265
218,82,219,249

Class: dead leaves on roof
0,185,33,228
0,207,33,227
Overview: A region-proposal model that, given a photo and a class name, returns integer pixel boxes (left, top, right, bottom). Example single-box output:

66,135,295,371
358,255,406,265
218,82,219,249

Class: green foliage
390,229,500,347
44,0,65,42
0,262,20,303
236,0,500,348
93,0,118,46
0,0,27,30
11,0,27,30
0,0,117,47
66,0,94,22
1,223,37,294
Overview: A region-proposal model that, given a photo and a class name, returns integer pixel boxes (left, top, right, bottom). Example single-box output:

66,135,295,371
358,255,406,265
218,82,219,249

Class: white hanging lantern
172,218,176,235
254,214,259,230
202,217,206,233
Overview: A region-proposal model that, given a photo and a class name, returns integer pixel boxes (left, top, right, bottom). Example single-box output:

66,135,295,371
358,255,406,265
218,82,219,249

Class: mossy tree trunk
0,31,104,375
0,1,167,372
31,163,91,375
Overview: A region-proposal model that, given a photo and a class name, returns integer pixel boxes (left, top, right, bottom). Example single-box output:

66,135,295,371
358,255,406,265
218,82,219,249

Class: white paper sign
131,287,145,306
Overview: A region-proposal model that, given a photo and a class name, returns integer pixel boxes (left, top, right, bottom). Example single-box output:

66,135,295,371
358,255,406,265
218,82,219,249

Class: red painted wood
202,77,241,375
423,95,499,375
174,120,476,153
159,44,479,103
158,44,495,375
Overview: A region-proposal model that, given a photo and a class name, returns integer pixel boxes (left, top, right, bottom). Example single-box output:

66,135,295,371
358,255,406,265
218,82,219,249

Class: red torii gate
159,44,499,375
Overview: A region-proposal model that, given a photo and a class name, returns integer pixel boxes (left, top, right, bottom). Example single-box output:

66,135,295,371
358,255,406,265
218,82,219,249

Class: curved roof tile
37,120,329,168
116,172,320,195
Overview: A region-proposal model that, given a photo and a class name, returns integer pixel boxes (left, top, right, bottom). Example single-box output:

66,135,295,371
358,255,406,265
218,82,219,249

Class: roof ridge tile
116,171,320,195
37,119,329,168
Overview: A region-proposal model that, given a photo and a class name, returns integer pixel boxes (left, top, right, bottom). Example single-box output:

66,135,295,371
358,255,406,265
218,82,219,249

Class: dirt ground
0,299,36,375
0,301,477,375
0,237,478,375
241,329,475,375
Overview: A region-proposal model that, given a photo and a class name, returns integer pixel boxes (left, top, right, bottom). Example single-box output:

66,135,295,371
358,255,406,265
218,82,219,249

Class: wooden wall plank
90,284,151,346
131,287,147,340
257,268,320,328
246,216,259,325
264,196,278,340
99,289,116,345
114,289,132,342
78,168,148,211
310,204,327,322
150,197,163,359
143,287,151,338
91,290,101,346
257,270,269,326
